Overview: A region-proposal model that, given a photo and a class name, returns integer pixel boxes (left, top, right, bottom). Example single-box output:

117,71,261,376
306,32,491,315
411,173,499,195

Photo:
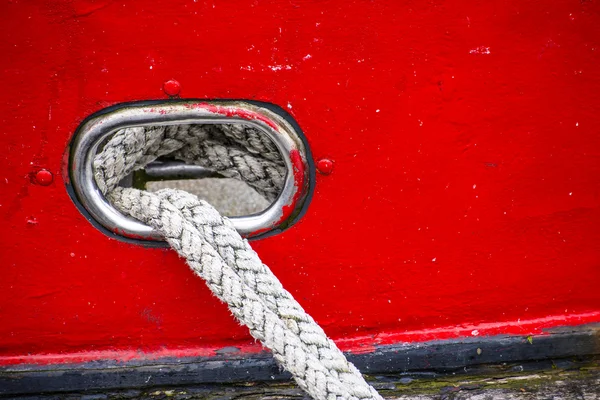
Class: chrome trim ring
68,101,310,242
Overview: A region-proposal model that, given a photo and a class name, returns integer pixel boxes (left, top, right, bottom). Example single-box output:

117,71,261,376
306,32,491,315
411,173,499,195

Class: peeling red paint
1,312,597,366
277,149,306,226
197,103,280,131
0,343,266,367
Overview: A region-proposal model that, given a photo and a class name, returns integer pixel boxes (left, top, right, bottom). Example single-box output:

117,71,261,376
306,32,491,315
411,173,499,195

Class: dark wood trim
1,324,599,396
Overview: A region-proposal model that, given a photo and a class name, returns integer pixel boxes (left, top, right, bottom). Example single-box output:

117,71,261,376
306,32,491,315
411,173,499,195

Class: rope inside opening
94,123,287,206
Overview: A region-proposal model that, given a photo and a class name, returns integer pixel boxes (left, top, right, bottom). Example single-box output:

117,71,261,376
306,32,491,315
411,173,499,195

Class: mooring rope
93,124,383,400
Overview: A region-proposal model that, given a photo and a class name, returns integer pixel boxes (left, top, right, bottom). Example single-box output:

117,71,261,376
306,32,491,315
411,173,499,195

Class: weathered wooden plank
10,362,600,400
2,326,599,396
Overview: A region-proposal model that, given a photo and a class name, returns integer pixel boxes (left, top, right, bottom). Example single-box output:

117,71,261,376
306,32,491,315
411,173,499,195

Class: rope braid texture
93,124,384,400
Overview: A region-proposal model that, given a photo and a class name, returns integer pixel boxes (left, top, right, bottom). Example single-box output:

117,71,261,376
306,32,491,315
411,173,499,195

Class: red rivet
163,79,181,97
316,158,334,175
35,169,53,186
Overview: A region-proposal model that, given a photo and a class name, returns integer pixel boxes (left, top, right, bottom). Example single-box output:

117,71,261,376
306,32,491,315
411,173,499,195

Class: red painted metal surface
1,0,600,366
162,79,181,97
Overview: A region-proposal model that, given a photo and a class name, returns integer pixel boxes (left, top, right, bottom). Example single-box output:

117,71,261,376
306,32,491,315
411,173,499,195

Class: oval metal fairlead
67,101,313,244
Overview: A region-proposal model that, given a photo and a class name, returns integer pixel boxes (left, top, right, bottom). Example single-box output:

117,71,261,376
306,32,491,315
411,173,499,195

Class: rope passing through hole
93,124,384,400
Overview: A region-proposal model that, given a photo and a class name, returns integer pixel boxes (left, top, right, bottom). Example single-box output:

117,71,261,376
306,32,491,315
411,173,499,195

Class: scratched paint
1,0,600,367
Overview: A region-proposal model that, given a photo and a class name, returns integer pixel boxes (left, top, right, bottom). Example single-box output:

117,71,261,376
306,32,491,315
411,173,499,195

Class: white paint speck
575,122,579,127
569,192,573,196
303,54,312,61
473,184,477,189
268,64,292,71
469,46,491,55
287,102,292,109
70,253,75,258
375,109,380,113
432,257,437,262
471,329,480,336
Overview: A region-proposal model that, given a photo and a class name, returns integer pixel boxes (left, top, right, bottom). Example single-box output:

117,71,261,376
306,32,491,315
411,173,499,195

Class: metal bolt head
35,169,53,186
163,80,181,97
316,158,334,175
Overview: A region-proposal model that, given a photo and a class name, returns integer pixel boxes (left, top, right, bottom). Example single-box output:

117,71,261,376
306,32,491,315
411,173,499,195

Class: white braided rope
93,124,383,400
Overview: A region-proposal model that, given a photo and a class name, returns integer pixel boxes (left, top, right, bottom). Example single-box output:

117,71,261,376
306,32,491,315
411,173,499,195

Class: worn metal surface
1,0,600,372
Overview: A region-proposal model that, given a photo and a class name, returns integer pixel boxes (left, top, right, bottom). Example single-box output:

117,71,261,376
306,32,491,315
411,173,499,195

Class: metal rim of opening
67,101,312,243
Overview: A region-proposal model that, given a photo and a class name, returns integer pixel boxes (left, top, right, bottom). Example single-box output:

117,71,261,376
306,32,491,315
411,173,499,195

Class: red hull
1,0,599,370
